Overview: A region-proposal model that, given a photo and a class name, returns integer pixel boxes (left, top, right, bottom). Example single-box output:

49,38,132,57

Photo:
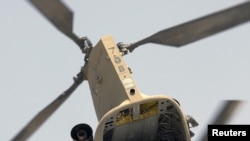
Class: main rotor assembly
11,0,250,141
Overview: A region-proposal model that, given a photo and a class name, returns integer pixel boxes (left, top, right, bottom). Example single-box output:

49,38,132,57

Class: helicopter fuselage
84,35,192,141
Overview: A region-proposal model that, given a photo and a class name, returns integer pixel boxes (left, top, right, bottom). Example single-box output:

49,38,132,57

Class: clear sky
1,0,250,141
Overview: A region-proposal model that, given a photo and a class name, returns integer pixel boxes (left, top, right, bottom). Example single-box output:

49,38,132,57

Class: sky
1,0,250,141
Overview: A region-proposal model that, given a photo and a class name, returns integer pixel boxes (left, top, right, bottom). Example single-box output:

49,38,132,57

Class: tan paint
85,35,143,120
84,35,192,141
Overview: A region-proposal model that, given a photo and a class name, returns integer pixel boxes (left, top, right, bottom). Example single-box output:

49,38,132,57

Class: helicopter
3,0,249,140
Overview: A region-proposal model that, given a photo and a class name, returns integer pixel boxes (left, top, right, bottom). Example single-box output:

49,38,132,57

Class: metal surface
29,0,83,49
11,70,85,141
10,1,250,140
85,36,142,120
198,100,244,141
97,96,191,141
127,1,250,52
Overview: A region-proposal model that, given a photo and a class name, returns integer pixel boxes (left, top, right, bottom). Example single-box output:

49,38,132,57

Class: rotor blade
11,71,85,141
210,100,244,124
199,100,245,141
127,1,250,52
29,0,82,48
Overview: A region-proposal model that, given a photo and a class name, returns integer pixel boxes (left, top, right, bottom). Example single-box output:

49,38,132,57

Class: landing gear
71,123,93,141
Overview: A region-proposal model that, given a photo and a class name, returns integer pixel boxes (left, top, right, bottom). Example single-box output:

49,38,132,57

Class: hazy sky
1,0,250,141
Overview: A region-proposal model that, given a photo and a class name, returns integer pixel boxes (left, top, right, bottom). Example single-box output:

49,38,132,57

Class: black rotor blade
29,0,82,48
11,71,85,141
199,100,245,141
127,1,250,52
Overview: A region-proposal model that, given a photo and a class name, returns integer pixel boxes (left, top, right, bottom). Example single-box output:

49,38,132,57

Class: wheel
71,123,93,141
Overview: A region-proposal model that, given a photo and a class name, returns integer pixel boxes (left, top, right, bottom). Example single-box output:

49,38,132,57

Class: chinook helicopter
10,0,250,141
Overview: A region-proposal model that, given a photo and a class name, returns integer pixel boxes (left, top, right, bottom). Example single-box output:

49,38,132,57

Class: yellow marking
116,108,132,126
140,101,158,119
115,101,158,126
